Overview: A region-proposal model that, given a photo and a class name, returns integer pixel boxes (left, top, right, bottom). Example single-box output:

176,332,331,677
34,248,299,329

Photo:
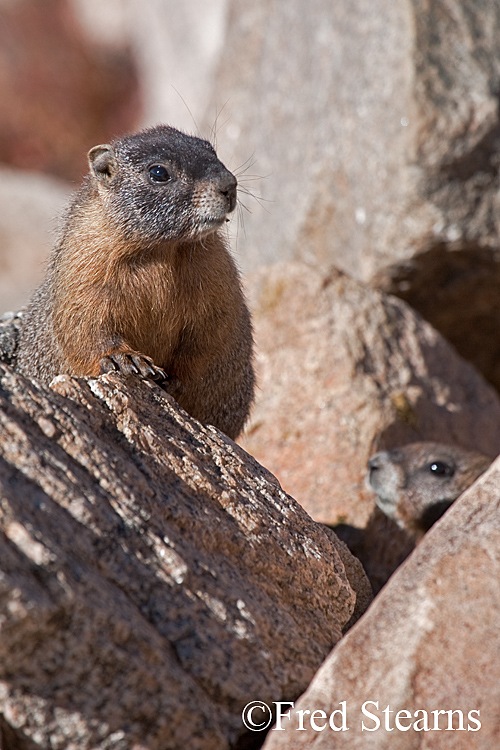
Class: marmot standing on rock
15,125,255,440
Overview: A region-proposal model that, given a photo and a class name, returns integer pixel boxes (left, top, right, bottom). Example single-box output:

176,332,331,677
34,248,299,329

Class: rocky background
1,0,500,748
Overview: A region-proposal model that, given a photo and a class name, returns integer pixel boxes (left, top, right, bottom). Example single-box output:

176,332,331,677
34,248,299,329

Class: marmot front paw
100,351,168,383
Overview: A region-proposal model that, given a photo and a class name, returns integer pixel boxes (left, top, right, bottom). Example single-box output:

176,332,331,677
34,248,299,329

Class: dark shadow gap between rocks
374,242,500,394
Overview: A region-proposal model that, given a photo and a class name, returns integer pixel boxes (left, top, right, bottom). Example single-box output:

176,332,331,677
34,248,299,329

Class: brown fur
334,441,492,593
366,441,491,541
16,125,255,439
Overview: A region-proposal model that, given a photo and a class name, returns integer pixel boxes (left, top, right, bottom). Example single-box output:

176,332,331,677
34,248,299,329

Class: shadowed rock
0,364,369,749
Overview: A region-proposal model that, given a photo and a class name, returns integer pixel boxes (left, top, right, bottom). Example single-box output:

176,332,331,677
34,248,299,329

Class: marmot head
366,441,491,539
87,125,237,243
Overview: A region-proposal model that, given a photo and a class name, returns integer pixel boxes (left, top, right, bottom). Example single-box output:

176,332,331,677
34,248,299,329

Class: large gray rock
0,364,368,749
126,0,228,133
263,453,500,749
208,0,500,389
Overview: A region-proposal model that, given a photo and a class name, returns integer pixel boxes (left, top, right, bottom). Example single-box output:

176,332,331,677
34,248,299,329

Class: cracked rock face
0,365,368,749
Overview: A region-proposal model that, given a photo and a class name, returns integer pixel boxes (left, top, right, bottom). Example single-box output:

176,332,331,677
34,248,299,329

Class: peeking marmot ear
88,145,117,184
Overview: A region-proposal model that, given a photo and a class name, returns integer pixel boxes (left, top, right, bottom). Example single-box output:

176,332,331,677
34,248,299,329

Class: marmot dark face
87,124,237,243
366,441,491,536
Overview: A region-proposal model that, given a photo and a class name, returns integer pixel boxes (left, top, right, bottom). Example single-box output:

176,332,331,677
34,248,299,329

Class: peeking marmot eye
148,164,171,183
427,461,454,478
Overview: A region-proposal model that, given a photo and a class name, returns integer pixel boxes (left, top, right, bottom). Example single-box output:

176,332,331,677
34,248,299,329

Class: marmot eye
428,461,454,477
148,164,171,183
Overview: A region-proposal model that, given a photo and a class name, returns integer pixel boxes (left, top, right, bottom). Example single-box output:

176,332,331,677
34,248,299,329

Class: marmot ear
88,145,116,184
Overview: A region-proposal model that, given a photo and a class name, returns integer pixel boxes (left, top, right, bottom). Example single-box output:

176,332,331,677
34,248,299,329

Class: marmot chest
118,268,217,371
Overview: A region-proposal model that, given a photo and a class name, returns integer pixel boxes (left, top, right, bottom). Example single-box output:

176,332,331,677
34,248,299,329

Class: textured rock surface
263,454,500,749
240,262,500,530
209,0,500,390
0,364,368,749
0,169,70,311
0,313,24,366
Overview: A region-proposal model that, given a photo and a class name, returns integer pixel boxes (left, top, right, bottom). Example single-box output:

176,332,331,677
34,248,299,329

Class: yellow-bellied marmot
16,125,254,440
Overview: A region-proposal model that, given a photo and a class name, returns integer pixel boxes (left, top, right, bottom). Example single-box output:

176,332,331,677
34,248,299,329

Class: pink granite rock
263,453,500,749
240,262,500,532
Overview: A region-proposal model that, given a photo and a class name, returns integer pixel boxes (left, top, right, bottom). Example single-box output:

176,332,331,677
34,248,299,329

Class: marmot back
16,125,255,440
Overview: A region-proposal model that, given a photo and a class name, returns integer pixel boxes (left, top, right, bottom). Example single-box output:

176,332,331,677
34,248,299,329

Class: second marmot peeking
367,441,491,541
16,125,255,440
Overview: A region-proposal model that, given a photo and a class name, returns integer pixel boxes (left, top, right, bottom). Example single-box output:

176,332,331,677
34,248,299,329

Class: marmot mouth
194,215,229,237
374,495,397,515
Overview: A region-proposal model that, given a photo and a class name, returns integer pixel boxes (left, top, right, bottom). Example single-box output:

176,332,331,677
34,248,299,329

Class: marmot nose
219,174,238,213
367,455,381,471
